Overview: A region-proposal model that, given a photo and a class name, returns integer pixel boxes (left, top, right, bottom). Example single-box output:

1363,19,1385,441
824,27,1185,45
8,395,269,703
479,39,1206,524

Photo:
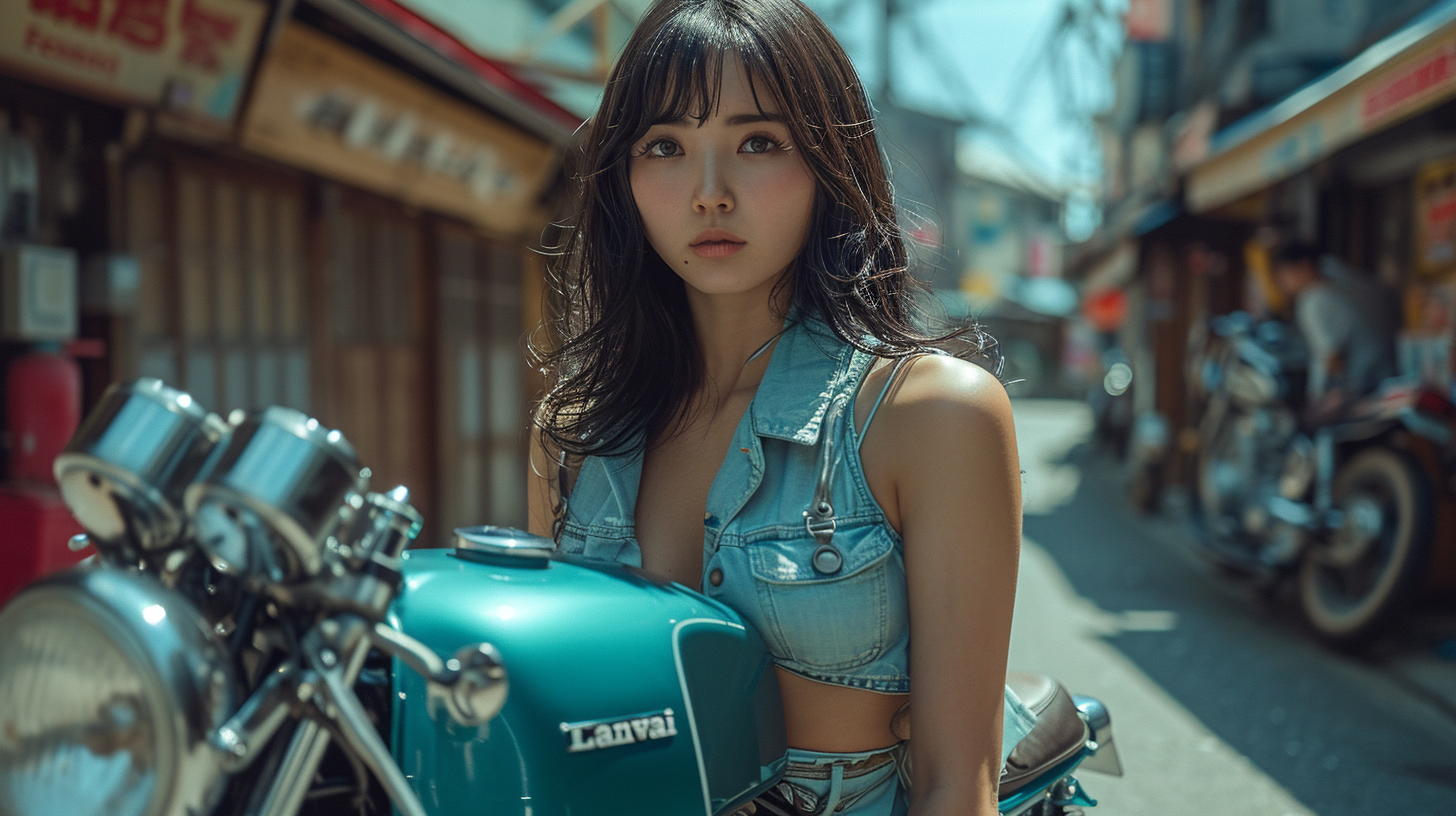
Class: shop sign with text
1190,25,1456,213
0,0,268,123
1362,44,1456,129
240,23,557,236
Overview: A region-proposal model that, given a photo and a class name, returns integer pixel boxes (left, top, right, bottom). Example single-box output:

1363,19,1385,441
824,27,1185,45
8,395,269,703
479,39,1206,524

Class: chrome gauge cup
0,569,238,816
185,407,367,582
53,378,228,551
343,487,424,560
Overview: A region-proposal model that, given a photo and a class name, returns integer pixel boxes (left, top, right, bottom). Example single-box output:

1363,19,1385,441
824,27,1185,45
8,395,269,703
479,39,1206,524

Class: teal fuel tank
387,528,788,816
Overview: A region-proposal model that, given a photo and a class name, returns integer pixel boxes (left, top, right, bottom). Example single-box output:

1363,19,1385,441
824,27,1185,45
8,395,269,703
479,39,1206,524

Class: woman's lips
690,228,745,258
690,239,745,258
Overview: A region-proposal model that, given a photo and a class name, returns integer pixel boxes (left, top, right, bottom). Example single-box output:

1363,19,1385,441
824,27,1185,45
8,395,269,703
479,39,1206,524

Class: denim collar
573,315,868,538
749,317,858,446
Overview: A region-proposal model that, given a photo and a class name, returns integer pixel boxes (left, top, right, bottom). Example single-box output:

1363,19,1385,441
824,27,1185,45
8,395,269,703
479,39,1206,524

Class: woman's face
629,60,816,302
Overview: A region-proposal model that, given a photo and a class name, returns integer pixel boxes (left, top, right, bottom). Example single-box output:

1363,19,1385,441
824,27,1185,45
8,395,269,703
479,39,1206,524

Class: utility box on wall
2,244,77,341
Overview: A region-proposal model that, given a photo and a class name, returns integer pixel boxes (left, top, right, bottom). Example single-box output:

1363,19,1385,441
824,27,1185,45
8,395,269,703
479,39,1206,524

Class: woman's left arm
878,355,1022,816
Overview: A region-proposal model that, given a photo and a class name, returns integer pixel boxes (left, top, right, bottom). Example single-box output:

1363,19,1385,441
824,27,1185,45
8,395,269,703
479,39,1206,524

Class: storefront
1184,2,1456,391
0,0,577,562
1144,4,1456,570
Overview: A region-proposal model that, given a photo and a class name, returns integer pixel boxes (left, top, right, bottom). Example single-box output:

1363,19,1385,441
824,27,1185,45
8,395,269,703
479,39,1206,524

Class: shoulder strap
856,355,916,453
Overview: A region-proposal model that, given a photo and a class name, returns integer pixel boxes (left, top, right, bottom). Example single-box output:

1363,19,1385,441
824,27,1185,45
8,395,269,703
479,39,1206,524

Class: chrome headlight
0,570,238,816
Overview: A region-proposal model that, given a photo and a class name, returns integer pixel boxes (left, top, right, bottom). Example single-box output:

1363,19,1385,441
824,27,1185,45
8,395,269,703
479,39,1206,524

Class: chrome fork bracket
1049,776,1097,809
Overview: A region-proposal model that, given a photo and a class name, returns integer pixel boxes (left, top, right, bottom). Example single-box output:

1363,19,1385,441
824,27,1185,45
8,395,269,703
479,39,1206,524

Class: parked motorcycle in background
0,379,1122,816
1192,311,1450,644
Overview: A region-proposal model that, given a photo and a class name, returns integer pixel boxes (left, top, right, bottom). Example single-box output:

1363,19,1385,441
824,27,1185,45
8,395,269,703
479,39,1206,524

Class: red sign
1,0,267,122
1083,288,1128,333
1362,44,1456,126
1125,0,1170,43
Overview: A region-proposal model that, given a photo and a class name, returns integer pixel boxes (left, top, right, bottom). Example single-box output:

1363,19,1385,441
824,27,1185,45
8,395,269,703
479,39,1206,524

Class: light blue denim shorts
768,745,909,815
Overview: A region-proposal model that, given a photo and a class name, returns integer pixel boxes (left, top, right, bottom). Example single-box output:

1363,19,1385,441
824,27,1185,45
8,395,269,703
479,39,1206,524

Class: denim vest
559,319,1037,753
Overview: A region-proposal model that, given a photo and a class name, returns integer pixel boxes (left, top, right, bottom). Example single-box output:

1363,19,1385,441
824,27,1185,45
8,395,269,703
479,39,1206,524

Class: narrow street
1008,399,1456,815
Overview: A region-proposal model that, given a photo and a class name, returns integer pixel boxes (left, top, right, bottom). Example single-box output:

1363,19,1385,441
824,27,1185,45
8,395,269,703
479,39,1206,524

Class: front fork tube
247,637,371,816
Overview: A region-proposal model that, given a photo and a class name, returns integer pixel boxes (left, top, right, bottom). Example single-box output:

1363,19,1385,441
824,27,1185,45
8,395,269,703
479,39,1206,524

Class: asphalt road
1007,399,1456,816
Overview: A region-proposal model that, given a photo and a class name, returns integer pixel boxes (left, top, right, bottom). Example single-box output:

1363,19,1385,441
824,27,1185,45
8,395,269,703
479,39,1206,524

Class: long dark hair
533,0,992,465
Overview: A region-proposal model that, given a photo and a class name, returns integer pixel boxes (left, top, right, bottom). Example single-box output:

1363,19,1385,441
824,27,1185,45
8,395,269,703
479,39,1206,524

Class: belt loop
893,741,913,796
821,763,845,814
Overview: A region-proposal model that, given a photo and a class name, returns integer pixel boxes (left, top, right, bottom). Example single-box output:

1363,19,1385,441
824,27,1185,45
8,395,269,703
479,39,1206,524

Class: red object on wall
1084,288,1130,333
0,483,87,606
6,348,82,483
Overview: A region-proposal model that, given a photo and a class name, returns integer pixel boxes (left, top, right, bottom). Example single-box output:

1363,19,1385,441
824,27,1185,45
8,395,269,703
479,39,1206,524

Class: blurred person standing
1273,241,1401,421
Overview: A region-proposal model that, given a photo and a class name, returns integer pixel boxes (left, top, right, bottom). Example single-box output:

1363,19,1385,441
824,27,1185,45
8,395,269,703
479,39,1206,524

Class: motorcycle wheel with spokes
1297,446,1433,645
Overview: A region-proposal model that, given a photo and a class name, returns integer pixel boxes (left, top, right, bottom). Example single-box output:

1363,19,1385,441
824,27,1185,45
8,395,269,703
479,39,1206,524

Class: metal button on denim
708,568,724,587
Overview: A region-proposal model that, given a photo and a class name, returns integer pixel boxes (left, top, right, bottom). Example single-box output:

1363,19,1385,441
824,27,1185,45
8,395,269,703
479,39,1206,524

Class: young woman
528,1,1035,813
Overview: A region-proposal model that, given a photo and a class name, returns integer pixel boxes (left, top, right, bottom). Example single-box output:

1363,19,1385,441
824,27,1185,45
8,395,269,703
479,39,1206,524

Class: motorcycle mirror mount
369,622,510,728
435,642,509,728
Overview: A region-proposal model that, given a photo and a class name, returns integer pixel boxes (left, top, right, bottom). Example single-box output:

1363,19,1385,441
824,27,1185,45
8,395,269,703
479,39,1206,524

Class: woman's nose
692,153,734,213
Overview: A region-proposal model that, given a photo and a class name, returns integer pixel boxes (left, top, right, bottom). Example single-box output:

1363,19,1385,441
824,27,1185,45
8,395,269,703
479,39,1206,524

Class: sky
804,0,1125,241
408,0,1124,201
809,0,1079,183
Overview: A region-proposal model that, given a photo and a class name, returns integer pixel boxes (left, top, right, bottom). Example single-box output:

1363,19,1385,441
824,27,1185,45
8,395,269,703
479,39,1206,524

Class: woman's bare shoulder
886,354,1012,427
856,352,1018,532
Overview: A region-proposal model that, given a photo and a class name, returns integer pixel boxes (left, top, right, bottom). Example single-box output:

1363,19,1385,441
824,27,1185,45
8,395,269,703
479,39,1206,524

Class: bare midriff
776,667,908,752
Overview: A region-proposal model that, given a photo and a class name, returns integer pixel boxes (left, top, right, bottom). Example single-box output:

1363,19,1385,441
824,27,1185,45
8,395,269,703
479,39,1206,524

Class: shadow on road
1020,435,1456,816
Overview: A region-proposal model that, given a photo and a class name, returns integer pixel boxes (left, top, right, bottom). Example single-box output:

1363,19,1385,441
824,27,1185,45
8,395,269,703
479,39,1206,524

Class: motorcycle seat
998,673,1089,798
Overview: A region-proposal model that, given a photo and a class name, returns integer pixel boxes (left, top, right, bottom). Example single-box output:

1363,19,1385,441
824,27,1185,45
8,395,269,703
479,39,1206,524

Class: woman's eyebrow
724,112,782,125
650,111,784,128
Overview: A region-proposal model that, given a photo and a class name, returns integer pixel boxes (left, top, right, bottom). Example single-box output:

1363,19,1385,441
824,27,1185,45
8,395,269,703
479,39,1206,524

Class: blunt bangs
603,4,786,154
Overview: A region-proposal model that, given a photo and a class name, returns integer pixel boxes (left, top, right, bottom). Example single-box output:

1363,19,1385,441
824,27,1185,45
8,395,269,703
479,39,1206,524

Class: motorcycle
0,378,1122,816
1192,312,1445,644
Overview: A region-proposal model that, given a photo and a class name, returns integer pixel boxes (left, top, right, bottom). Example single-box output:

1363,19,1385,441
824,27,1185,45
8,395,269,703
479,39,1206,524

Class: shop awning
1186,0,1456,213
305,0,583,144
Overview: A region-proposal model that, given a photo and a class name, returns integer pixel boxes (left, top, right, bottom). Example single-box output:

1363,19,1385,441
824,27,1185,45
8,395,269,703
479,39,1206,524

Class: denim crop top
557,319,1038,751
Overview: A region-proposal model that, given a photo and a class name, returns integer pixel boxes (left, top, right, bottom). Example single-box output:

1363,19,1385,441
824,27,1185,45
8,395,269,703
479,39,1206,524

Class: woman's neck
686,286,792,407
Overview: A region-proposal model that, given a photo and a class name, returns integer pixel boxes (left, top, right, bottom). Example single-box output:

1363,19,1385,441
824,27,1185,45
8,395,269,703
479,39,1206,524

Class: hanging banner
240,23,558,236
0,0,269,123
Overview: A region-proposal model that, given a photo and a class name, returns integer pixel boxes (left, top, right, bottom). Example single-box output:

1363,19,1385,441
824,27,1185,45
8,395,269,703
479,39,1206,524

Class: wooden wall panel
176,170,212,342
213,181,244,342
127,154,310,418
319,191,432,526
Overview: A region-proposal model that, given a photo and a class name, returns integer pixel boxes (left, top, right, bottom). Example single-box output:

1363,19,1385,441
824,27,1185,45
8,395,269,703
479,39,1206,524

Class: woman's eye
641,139,680,158
741,135,780,154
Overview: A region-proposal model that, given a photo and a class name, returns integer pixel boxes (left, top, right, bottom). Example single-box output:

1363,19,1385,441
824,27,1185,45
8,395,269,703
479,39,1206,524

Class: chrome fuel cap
453,526,555,562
